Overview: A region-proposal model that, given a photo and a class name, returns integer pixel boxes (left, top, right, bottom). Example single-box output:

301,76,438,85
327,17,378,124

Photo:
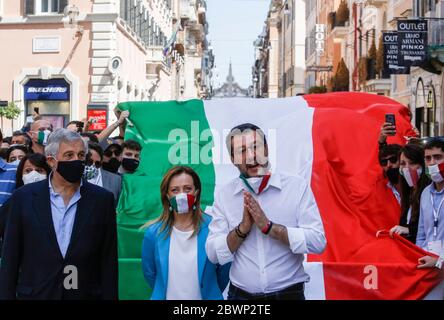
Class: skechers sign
24,79,70,101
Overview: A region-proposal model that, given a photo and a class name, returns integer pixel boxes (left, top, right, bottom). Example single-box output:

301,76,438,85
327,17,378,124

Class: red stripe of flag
304,92,440,299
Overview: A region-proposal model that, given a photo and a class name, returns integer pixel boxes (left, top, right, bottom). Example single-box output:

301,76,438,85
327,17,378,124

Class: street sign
87,106,108,131
306,65,333,72
382,32,410,75
0,101,8,107
397,20,428,67
315,24,326,57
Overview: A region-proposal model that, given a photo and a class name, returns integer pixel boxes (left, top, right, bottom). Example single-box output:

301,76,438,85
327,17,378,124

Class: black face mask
386,167,400,185
56,160,85,183
122,158,139,173
102,158,121,173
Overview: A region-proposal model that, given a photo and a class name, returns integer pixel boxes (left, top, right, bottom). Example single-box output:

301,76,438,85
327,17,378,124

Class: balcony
180,0,198,23
328,11,349,40
428,19,444,71
330,23,349,40
197,1,206,25
146,47,164,65
364,78,391,94
365,0,387,8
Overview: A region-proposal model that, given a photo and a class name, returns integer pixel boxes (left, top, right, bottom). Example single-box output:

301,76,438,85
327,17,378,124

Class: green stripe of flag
116,100,216,300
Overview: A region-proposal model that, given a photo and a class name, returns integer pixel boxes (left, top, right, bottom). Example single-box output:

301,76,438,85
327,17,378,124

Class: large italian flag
116,93,441,300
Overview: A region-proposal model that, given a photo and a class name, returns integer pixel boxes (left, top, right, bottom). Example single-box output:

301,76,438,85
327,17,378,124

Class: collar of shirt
233,172,282,195
48,172,83,199
430,183,444,195
0,158,14,171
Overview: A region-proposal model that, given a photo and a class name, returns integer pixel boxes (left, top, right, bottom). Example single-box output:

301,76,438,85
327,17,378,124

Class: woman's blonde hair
141,166,203,238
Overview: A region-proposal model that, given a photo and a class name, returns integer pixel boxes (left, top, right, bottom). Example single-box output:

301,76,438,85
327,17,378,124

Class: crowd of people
379,122,444,270
0,112,443,300
0,110,143,299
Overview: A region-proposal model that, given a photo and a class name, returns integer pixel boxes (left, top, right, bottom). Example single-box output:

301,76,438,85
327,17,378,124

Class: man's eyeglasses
104,149,121,157
380,156,398,166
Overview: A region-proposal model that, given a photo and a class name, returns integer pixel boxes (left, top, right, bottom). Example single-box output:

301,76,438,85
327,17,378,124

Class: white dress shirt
387,182,401,205
206,172,326,294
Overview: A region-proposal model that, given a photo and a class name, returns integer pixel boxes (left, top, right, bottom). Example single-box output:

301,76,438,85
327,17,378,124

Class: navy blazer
0,179,118,300
141,214,230,300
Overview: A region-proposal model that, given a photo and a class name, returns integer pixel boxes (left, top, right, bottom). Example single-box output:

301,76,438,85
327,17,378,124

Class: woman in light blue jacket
142,166,230,300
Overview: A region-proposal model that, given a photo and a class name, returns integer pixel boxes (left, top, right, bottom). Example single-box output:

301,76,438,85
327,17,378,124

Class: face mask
10,159,21,166
55,159,85,183
37,130,51,146
426,163,444,183
122,158,140,173
386,167,400,185
169,192,197,214
240,174,271,195
102,158,121,173
83,165,99,180
22,170,47,185
400,167,423,187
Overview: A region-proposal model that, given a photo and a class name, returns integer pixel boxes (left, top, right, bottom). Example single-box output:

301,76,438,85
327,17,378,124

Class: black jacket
0,180,118,300
0,198,11,257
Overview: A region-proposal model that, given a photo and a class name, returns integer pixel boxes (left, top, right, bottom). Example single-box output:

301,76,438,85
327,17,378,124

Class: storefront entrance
24,78,70,129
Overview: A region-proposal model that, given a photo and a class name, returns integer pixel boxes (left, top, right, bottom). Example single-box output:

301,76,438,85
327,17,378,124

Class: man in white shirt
206,123,326,300
417,138,444,272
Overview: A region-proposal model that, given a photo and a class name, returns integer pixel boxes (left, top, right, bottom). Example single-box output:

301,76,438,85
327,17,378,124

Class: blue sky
206,0,270,89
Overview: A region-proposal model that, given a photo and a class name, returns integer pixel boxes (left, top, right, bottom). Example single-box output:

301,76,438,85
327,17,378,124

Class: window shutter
59,0,68,14
24,0,35,15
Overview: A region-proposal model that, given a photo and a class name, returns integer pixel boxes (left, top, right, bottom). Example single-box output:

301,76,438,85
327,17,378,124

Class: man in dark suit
0,129,118,300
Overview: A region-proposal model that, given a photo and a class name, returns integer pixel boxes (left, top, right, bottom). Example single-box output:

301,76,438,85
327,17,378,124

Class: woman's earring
192,205,197,211
169,206,173,212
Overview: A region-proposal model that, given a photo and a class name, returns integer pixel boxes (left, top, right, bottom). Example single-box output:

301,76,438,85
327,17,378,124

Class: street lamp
63,4,83,35
284,3,291,16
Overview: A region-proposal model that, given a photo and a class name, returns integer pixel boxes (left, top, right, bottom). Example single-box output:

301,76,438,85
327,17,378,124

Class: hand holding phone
385,114,396,136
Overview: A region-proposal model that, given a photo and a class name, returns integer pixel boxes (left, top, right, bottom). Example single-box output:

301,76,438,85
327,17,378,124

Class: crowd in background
0,113,442,301
379,121,444,270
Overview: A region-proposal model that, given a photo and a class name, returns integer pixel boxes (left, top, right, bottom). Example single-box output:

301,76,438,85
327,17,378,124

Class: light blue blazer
141,214,230,300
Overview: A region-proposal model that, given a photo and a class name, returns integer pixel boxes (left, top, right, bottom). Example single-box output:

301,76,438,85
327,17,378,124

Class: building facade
252,0,305,98
302,0,444,138
0,0,213,135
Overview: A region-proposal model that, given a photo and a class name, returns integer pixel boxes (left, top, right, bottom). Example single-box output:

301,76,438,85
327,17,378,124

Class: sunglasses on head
380,156,398,166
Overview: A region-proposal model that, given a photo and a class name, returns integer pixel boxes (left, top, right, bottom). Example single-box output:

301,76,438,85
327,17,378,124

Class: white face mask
10,159,21,166
22,170,47,185
427,164,444,183
244,177,264,194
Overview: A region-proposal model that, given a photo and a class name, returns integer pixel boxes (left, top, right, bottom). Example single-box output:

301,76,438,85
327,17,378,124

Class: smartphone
385,114,396,136
34,107,39,114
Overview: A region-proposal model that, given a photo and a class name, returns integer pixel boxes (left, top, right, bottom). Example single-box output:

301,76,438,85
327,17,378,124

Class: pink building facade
0,0,174,135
